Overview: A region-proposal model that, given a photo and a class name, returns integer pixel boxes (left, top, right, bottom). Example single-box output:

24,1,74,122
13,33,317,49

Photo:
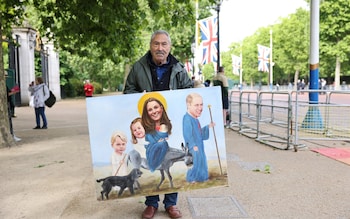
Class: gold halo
137,92,167,116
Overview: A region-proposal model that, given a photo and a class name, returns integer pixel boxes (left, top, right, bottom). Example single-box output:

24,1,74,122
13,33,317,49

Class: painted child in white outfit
129,117,148,169
110,131,129,176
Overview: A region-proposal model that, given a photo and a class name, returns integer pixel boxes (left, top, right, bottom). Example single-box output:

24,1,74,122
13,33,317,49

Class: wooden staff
208,105,223,175
114,154,127,176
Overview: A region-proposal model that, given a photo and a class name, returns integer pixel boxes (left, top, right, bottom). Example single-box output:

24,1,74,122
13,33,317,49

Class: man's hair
150,30,172,45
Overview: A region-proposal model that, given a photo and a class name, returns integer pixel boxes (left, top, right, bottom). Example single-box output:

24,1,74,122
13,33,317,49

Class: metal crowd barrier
228,90,350,151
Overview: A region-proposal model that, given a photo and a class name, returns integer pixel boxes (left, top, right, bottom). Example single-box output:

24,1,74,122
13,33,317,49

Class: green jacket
123,52,193,93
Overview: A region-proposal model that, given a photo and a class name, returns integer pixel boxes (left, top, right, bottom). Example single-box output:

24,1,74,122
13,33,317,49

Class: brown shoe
166,205,182,218
142,206,157,219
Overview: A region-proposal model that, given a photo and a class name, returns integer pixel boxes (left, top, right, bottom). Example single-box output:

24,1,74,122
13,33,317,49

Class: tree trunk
0,26,16,148
334,56,341,90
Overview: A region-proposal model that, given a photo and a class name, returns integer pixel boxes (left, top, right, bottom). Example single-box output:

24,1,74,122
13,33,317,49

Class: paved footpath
1,96,349,219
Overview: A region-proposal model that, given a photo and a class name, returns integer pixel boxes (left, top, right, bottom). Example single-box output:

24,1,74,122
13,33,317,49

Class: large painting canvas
86,86,228,201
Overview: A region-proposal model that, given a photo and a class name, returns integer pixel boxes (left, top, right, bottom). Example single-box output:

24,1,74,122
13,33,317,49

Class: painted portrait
86,86,228,201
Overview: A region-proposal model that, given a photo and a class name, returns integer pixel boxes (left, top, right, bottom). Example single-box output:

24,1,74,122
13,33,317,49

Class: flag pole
240,52,243,90
269,29,273,90
215,1,223,72
194,0,199,79
195,0,199,47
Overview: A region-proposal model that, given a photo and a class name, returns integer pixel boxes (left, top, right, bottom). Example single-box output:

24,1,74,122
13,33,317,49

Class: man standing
124,30,192,219
212,66,229,127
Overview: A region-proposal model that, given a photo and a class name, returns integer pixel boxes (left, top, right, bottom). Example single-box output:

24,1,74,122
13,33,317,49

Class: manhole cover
187,196,249,218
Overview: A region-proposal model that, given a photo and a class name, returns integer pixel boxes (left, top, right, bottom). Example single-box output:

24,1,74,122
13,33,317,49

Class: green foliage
9,0,350,89
273,8,309,82
1,0,28,147
16,0,222,93
200,0,349,87
27,0,215,63
219,6,310,86
217,0,350,86
220,51,239,81
62,82,75,98
202,63,215,81
92,81,102,94
252,164,271,174
30,0,142,59
62,78,102,97
320,0,350,76
0,0,26,37
62,78,80,97
59,51,75,86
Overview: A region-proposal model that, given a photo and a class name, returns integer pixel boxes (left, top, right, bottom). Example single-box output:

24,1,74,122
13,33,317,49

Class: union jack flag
232,54,241,76
198,16,218,65
257,44,271,72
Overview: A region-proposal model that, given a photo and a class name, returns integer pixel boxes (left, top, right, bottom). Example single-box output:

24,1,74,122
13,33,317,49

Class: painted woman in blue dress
141,97,172,172
183,93,215,183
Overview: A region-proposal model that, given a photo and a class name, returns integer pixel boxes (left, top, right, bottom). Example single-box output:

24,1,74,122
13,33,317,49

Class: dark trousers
8,103,13,135
9,100,15,116
35,107,48,127
145,193,178,209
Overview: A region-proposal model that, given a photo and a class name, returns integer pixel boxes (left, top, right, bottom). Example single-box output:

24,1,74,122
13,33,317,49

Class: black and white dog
96,168,143,200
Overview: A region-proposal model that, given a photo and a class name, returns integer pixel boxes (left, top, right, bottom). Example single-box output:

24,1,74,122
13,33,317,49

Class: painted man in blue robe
182,93,215,183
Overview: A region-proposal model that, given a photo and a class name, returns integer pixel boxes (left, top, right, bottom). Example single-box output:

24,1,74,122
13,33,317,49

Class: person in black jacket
212,66,229,127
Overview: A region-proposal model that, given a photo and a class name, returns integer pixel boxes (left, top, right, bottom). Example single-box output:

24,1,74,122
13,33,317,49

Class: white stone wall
42,40,61,101
12,27,36,104
12,28,61,104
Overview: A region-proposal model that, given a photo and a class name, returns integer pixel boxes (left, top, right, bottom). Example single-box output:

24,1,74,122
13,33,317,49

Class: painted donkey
129,143,192,190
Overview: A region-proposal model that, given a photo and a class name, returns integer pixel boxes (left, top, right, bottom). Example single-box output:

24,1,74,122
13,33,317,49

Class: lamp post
269,29,273,90
191,41,196,77
40,43,49,85
214,0,223,72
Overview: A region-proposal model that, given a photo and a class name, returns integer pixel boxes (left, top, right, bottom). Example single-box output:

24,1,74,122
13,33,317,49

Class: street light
214,0,223,72
191,41,196,76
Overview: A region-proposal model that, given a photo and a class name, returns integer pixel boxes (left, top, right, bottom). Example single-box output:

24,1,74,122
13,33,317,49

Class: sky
219,0,309,51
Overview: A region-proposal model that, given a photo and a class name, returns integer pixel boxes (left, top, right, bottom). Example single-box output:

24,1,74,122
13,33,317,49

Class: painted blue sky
86,86,227,165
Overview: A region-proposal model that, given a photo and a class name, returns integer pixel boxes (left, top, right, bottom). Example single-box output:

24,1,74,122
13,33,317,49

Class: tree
1,0,26,147
273,8,309,85
28,0,203,61
223,5,310,87
0,0,218,147
320,0,350,89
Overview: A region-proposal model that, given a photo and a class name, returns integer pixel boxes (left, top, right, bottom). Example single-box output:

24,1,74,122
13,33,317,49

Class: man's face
150,33,171,65
188,96,203,118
